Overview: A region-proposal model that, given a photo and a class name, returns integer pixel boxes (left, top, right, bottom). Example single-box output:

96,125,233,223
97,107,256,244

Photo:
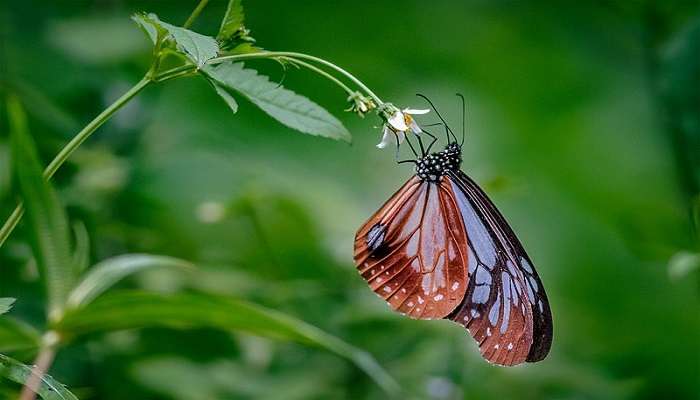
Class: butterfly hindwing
445,170,553,365
354,176,469,320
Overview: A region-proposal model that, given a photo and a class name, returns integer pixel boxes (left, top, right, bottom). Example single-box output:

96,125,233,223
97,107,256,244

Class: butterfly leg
393,132,418,165
422,129,439,153
402,132,419,158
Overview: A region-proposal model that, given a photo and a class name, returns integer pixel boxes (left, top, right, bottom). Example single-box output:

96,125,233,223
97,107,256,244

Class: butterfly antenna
456,93,466,146
416,94,458,144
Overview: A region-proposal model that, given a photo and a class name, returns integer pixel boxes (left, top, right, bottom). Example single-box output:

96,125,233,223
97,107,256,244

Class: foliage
0,354,78,400
1,0,699,399
204,63,351,141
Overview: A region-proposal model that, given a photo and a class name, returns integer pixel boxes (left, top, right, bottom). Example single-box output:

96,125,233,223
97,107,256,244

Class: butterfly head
415,143,462,182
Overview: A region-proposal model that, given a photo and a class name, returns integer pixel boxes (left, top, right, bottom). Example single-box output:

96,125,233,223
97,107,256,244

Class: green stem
280,57,355,95
209,52,384,105
153,65,197,83
0,76,151,248
183,0,210,29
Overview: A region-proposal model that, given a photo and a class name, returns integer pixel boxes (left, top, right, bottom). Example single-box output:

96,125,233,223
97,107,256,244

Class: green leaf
66,254,193,309
56,290,399,395
0,317,41,353
8,96,76,321
131,13,161,44
203,63,351,141
160,20,219,67
131,13,218,67
70,222,90,274
208,80,239,113
0,299,15,315
218,0,245,42
0,354,78,400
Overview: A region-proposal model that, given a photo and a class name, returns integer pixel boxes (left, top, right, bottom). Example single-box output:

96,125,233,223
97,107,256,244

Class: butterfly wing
354,176,469,319
445,170,553,365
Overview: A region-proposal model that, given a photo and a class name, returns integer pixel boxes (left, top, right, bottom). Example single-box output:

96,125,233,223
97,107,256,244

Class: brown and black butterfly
353,95,552,366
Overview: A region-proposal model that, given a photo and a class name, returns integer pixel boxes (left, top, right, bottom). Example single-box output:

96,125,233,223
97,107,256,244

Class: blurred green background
1,0,699,399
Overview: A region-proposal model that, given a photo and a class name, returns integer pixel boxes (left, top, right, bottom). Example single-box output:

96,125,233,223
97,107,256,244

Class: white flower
376,107,430,149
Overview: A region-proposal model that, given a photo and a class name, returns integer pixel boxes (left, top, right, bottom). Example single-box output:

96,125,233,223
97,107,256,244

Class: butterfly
353,95,552,366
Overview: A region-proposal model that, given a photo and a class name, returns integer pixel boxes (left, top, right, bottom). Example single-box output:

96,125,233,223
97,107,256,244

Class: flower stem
280,57,355,95
0,76,151,248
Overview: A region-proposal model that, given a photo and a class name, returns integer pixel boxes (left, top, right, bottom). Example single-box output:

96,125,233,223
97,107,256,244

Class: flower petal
387,111,409,131
409,120,422,134
403,108,430,115
376,126,393,149
396,130,406,144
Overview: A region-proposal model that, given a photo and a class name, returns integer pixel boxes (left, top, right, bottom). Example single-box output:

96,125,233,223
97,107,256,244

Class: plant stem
183,0,210,29
209,52,384,105
18,332,59,400
153,65,197,83
0,76,151,248
280,57,355,95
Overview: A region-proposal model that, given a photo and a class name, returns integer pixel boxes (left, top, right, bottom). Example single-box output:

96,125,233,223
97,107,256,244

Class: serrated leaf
208,80,239,113
131,13,218,67
0,299,15,315
159,20,219,67
0,354,78,400
203,63,351,141
8,97,76,320
218,0,245,41
66,254,193,309
56,290,399,395
131,13,161,44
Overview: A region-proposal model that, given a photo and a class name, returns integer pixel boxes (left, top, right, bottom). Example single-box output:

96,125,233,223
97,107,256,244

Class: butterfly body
354,142,552,366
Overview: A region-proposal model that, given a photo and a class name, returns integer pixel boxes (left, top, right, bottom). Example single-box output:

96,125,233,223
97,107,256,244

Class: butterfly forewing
354,176,469,320
445,170,552,365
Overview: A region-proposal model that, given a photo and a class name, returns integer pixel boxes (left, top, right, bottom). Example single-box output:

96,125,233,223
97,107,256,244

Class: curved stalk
0,76,151,247
279,57,355,95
